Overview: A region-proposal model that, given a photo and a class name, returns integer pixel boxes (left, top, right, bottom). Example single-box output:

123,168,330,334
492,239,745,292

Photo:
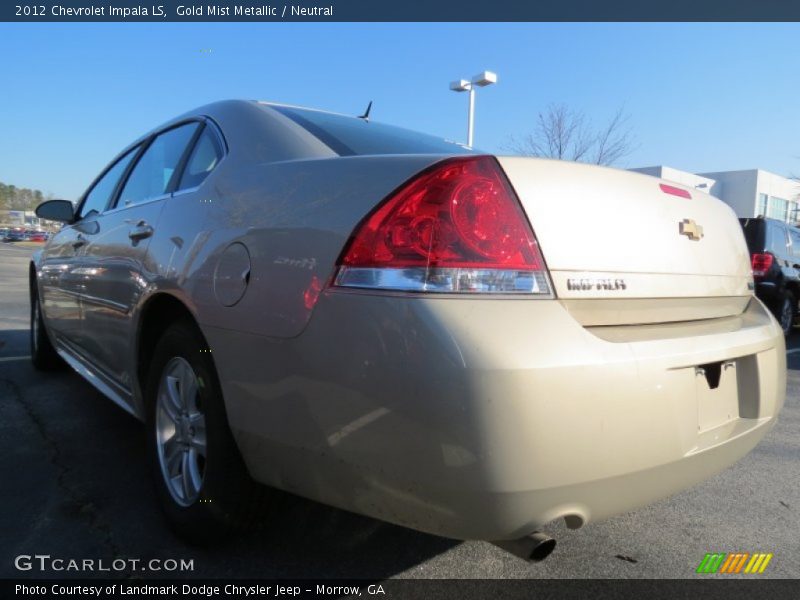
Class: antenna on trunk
358,101,373,122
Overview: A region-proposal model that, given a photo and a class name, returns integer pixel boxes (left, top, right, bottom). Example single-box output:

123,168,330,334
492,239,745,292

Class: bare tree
508,103,635,166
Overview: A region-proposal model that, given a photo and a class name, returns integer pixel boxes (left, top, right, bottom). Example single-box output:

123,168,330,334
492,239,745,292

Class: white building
631,166,800,225
700,169,800,224
629,166,716,193
0,209,38,226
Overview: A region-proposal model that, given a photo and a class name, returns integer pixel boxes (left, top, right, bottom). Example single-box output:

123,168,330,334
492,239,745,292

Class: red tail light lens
335,156,552,294
751,253,774,277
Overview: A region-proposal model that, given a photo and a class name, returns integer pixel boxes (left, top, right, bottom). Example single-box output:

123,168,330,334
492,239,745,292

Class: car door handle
72,234,87,249
128,221,154,241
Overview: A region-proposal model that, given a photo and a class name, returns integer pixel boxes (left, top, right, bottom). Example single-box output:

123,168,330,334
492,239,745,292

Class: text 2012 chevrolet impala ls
31,100,785,560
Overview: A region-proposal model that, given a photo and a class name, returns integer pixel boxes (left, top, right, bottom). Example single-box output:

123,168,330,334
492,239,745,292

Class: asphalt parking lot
1,242,798,580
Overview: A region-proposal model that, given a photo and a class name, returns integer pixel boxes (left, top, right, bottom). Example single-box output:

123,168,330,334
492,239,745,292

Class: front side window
177,127,223,190
116,123,199,208
78,148,138,218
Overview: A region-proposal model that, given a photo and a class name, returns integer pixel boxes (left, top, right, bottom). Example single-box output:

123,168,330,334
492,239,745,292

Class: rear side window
269,105,473,156
78,148,138,218
178,127,223,190
116,123,199,208
767,222,789,255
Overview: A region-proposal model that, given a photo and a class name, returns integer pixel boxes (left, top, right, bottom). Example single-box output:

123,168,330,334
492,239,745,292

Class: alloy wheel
155,357,207,507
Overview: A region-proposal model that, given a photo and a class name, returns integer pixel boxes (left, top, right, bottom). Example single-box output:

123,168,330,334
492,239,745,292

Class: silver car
31,100,785,560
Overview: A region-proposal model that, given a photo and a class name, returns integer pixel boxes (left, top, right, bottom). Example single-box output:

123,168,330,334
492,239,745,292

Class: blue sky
1,22,798,199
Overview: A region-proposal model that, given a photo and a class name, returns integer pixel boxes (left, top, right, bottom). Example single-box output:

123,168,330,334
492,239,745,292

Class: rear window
269,105,473,157
743,219,793,256
739,218,764,254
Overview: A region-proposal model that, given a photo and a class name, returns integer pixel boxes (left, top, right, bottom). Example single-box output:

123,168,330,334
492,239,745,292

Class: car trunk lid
497,157,754,326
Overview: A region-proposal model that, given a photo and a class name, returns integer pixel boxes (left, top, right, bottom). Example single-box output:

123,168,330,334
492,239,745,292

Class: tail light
751,253,774,277
334,156,552,294
659,183,692,199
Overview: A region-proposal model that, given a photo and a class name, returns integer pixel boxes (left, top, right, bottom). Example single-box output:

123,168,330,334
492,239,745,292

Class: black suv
740,216,800,335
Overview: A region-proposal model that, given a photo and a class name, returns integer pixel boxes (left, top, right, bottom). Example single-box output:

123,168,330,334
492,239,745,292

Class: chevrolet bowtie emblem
679,219,704,241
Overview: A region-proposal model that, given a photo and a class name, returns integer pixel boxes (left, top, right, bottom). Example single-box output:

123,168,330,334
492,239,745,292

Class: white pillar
467,86,475,147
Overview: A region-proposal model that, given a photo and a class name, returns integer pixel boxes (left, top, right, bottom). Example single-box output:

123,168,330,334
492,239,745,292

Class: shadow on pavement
0,327,458,579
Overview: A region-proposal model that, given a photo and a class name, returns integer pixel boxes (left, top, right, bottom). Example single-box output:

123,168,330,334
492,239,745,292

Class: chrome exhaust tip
492,531,556,562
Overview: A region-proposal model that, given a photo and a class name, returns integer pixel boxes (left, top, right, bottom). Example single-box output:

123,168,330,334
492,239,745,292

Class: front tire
144,319,266,543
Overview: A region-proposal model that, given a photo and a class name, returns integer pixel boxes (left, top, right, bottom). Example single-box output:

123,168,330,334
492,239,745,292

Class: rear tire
776,291,796,337
144,319,267,544
30,285,63,371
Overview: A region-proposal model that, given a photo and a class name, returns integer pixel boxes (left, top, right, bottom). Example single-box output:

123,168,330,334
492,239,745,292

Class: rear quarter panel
149,154,446,339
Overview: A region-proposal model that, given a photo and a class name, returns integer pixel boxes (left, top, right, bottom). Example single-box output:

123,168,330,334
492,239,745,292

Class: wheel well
136,294,202,391
782,281,800,304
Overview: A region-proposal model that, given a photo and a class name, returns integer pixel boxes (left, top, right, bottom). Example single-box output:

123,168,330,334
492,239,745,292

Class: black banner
4,0,800,22
4,579,800,600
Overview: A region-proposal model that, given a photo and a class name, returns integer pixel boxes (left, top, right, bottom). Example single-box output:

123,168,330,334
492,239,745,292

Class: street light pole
467,85,475,147
450,71,497,147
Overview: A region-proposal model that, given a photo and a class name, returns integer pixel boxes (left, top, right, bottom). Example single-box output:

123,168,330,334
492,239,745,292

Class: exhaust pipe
492,532,556,562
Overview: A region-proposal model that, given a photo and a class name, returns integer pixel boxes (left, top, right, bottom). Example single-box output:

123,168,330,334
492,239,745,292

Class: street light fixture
449,70,497,147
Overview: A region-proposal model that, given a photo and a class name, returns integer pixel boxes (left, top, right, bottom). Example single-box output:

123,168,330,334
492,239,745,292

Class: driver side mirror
35,199,75,224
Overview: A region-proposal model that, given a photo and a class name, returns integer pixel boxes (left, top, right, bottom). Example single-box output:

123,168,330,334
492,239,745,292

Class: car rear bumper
754,279,780,302
206,294,785,541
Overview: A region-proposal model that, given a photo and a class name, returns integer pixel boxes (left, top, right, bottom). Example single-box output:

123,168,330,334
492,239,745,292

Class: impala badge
679,219,704,241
